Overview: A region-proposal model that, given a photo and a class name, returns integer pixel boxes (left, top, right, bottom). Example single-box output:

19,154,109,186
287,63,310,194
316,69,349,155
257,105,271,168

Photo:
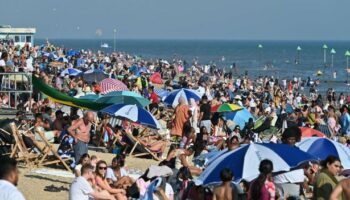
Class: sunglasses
99,167,107,170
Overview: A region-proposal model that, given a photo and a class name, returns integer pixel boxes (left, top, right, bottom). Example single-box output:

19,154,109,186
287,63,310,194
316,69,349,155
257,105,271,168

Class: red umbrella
100,78,129,94
150,72,163,84
299,127,326,138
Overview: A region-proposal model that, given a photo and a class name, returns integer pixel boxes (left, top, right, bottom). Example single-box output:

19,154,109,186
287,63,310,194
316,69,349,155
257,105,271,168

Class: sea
36,39,350,93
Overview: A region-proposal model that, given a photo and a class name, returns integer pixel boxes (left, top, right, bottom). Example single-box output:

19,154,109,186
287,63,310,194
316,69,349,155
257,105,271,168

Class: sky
1,0,350,40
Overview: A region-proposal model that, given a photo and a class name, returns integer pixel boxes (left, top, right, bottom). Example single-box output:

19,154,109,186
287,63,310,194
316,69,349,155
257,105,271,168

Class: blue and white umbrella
56,57,69,63
60,68,82,77
154,88,170,101
164,88,202,108
101,104,160,129
195,143,315,185
43,52,58,59
297,137,350,169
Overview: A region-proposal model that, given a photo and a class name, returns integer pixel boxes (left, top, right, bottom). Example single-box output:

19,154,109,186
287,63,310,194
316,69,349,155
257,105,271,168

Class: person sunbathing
136,134,167,158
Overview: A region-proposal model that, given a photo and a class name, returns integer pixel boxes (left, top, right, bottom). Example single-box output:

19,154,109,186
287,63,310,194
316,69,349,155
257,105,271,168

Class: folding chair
33,128,72,172
8,123,35,166
125,131,162,161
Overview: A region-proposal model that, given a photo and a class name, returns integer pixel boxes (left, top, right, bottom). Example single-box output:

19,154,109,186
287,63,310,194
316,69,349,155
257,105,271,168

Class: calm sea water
36,39,350,92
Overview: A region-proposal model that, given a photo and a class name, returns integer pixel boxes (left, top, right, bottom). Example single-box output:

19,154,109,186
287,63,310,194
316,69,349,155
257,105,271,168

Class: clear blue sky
2,0,349,40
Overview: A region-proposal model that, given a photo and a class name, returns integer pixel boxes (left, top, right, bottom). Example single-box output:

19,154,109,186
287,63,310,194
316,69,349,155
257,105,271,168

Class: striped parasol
100,78,129,94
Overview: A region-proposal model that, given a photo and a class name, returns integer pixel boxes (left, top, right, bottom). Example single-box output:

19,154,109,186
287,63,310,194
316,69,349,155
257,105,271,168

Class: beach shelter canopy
299,127,326,138
297,137,350,169
150,72,163,84
224,108,254,129
100,78,129,94
101,104,160,129
32,75,109,110
164,88,202,108
195,143,316,185
95,91,150,107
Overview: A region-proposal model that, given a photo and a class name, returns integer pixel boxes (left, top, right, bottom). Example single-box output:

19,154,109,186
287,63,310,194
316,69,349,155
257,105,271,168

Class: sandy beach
17,150,158,200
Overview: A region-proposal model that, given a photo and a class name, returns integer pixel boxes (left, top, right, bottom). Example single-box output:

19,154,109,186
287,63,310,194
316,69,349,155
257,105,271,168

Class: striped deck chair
124,131,161,161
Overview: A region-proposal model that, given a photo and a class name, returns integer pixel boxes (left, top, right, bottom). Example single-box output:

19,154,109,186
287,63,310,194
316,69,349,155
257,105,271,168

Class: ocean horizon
36,38,350,92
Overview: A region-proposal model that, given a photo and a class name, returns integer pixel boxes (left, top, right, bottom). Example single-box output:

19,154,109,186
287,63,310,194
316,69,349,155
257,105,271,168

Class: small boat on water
100,43,109,48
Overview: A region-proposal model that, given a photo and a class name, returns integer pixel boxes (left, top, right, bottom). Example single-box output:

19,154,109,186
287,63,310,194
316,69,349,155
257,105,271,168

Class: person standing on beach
171,97,190,137
199,95,211,133
0,156,26,200
213,168,234,200
68,111,95,164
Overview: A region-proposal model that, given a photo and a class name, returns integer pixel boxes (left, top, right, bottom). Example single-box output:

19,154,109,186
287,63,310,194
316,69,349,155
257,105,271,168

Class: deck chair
125,131,162,161
8,123,36,166
33,128,72,172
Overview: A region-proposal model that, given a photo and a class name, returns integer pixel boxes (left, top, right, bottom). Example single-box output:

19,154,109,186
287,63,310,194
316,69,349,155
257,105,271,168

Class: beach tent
150,72,163,84
195,143,316,185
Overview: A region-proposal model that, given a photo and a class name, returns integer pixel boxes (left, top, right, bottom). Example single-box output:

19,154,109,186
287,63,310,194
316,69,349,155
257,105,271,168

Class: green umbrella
216,103,242,113
95,91,150,107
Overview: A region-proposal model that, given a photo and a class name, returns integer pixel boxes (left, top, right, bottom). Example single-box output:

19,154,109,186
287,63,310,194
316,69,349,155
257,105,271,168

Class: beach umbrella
43,52,58,59
67,50,79,57
60,68,81,77
195,143,316,185
100,78,129,94
224,108,254,129
82,69,109,83
149,72,163,84
101,104,160,129
296,137,350,169
95,91,150,107
154,88,170,101
78,94,101,101
164,88,202,108
56,57,69,63
215,103,242,113
299,127,326,138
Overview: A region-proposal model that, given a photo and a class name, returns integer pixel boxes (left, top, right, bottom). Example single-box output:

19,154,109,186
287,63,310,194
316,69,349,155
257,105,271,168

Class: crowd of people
1,38,350,200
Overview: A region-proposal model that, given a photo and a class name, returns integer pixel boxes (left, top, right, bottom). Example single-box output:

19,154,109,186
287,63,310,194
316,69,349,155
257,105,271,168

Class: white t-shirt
0,180,26,200
69,176,93,200
105,167,128,182
0,59,6,67
165,183,174,198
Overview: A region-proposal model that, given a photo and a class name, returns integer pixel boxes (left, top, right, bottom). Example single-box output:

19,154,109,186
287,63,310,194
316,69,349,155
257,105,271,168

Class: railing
0,72,33,110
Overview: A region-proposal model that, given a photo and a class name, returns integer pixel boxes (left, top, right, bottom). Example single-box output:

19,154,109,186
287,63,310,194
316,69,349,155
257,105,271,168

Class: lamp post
296,46,302,64
113,28,117,52
323,44,328,66
330,48,336,68
345,50,350,85
258,44,263,67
